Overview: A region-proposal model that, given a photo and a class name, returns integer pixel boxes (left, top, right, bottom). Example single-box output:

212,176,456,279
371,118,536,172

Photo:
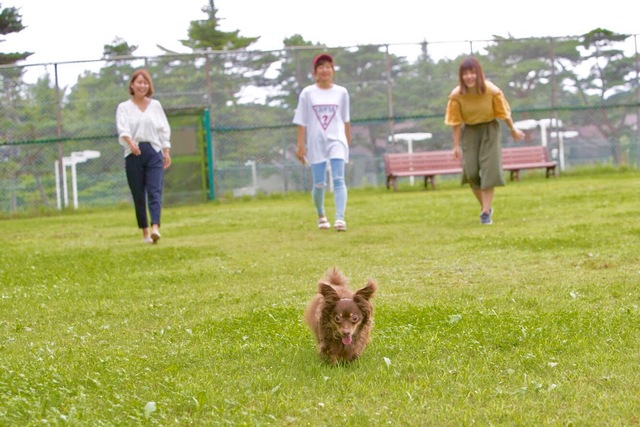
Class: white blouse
116,99,171,157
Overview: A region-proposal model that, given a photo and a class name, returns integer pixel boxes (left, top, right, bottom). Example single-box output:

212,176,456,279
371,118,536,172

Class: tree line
1,1,638,166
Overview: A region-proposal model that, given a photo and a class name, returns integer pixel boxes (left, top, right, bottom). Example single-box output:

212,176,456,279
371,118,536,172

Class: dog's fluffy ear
355,279,377,301
318,281,340,303
354,280,377,320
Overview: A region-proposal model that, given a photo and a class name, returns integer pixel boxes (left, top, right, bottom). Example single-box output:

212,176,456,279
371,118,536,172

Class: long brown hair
128,69,154,96
458,57,486,95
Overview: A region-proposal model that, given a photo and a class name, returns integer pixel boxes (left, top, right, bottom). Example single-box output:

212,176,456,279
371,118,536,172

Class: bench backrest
384,151,460,173
385,146,553,175
502,146,551,165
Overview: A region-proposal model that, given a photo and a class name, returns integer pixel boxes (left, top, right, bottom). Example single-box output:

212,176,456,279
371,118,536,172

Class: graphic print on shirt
312,104,338,131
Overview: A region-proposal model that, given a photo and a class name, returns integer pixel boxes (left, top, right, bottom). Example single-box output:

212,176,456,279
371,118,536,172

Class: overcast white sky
3,0,638,64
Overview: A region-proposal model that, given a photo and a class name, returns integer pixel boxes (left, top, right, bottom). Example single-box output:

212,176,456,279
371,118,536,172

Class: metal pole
384,45,394,150
540,121,548,147
202,108,215,200
55,160,61,210
62,159,68,208
558,132,565,171
204,54,216,200
549,38,562,171
54,64,65,210
634,35,640,167
71,160,78,209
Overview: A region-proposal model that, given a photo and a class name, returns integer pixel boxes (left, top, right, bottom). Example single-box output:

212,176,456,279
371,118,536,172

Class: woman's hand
129,141,141,156
163,150,171,170
452,145,461,160
451,125,462,160
296,145,307,165
511,128,525,141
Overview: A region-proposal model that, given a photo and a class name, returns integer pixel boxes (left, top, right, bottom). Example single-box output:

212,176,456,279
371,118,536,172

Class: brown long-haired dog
304,267,377,364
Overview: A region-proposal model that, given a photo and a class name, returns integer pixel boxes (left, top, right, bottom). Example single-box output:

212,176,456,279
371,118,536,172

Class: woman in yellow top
445,57,525,225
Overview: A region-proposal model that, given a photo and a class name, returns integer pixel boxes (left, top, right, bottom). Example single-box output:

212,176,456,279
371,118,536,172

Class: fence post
202,108,215,200
634,35,640,167
54,63,65,210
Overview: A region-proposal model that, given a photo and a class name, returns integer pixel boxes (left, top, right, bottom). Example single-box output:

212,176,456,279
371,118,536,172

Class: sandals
317,216,330,230
318,217,347,231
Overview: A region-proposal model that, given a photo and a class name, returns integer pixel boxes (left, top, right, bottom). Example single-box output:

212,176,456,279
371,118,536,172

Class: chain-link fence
1,34,639,215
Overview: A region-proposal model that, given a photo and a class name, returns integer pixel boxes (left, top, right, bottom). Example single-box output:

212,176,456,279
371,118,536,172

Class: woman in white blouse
116,69,171,243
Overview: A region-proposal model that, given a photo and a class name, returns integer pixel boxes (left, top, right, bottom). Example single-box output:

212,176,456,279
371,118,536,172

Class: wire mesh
1,35,638,214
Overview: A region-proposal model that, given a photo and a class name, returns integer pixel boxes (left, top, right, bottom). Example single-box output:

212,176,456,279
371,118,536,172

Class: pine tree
181,0,258,51
0,3,32,65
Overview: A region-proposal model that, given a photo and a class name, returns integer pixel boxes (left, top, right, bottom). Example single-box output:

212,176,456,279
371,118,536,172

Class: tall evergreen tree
102,37,138,59
0,3,31,64
181,0,258,51
572,28,636,164
1,3,32,148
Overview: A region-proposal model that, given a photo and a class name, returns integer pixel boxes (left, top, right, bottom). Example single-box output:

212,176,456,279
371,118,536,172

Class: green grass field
1,169,639,425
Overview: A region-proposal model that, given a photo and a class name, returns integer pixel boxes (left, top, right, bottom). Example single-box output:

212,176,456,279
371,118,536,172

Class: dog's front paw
319,346,339,365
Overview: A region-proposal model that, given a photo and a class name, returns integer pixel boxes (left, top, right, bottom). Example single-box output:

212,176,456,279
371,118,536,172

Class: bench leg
387,175,398,190
388,176,398,191
428,176,436,190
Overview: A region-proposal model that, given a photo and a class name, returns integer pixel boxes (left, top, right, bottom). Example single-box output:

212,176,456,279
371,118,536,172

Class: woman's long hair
458,57,486,95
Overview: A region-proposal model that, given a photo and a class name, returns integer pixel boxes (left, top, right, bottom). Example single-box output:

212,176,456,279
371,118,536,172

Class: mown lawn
0,169,639,425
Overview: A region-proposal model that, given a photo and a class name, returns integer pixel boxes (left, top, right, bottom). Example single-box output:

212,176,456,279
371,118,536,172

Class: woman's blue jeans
311,158,347,221
125,142,164,229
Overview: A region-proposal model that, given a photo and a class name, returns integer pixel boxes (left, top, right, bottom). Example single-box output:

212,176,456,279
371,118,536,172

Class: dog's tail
323,266,348,287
